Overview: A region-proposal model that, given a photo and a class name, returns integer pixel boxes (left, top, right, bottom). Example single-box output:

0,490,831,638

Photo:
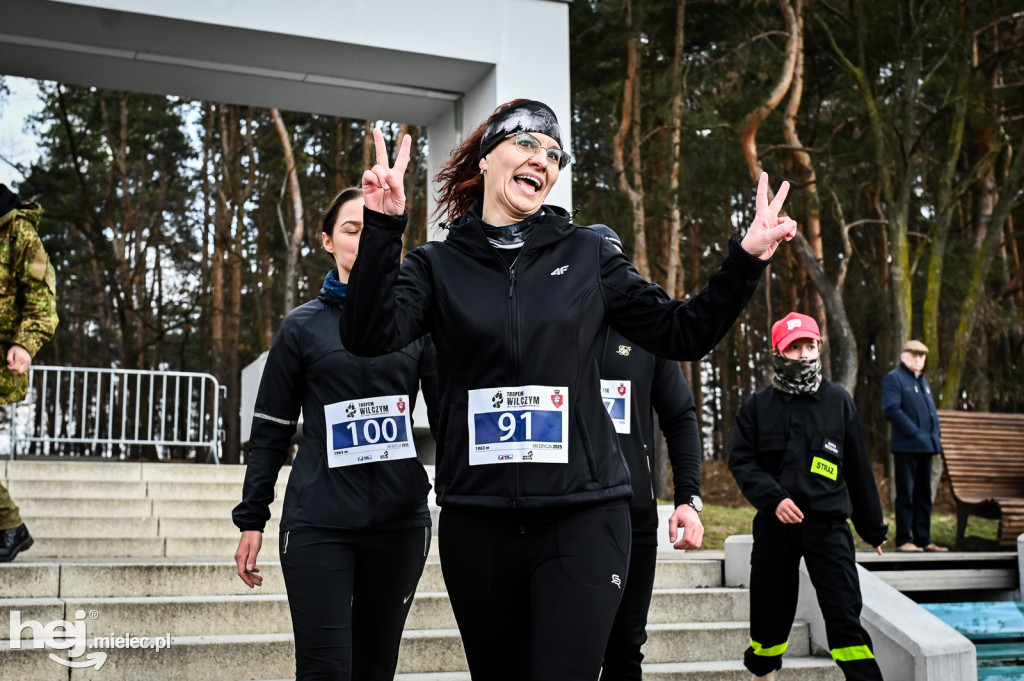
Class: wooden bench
938,409,1024,548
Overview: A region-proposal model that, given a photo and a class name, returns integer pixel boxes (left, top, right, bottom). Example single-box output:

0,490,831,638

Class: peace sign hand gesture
362,127,412,216
740,172,798,260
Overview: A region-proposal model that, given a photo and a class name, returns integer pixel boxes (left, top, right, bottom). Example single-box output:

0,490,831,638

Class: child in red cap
729,312,888,681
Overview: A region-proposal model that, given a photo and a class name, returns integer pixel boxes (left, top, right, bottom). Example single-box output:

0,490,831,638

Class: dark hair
432,98,531,226
320,187,364,235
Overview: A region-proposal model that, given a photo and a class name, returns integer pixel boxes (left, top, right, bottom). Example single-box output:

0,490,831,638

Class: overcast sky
0,76,44,187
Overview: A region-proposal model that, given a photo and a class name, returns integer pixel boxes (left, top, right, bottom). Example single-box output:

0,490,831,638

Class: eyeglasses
505,132,572,170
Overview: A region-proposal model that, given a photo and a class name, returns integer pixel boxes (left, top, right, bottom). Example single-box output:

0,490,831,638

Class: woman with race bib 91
342,100,797,680
232,187,439,681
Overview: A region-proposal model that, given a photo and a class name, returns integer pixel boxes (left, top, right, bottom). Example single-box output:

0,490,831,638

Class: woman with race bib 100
232,187,439,681
342,100,797,680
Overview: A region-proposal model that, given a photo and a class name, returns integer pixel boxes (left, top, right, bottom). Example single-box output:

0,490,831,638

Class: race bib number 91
324,394,417,468
468,385,569,465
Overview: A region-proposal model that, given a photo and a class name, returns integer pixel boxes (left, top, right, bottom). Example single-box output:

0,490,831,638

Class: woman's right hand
234,530,264,588
363,127,412,216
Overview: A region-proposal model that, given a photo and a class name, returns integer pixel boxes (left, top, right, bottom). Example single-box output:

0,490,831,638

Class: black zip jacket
598,327,700,544
728,379,888,547
341,204,767,511
232,286,439,533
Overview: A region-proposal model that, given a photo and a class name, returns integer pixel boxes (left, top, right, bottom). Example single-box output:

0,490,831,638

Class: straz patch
811,456,838,481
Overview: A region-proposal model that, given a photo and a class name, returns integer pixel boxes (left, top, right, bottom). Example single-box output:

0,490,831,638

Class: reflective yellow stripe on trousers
831,645,875,662
750,639,788,657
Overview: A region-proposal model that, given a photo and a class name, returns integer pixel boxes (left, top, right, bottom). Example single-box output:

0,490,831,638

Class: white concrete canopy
0,0,573,210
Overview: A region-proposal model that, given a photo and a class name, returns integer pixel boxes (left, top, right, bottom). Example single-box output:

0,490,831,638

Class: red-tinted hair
432,98,531,226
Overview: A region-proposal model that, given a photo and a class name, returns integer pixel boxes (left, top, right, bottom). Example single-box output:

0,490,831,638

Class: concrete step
0,563,60,599
1,598,65,638
639,658,844,680
0,641,65,681
158,517,244,537
66,633,296,681
6,479,148,499
4,460,144,481
60,595,294,637
141,463,255,483
392,663,844,681
145,481,287,501
642,621,813,663
18,497,154,518
3,461,289,485
27,537,167,559
28,517,159,538
164,536,279,558
58,561,287,598
6,631,465,681
647,588,747,623
0,556,725,600
653,558,722,588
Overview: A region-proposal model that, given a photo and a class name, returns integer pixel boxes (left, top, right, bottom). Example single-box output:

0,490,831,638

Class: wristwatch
687,495,703,514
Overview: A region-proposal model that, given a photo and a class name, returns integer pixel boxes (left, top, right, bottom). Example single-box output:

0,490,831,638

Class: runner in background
232,187,439,681
591,223,704,681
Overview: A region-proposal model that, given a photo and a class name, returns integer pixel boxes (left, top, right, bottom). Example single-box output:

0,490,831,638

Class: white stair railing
5,366,223,463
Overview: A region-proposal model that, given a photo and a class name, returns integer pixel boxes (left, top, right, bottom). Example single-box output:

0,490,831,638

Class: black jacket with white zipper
341,203,767,511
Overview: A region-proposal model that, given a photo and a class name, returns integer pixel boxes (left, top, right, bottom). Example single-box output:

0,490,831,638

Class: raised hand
740,172,798,260
362,127,412,216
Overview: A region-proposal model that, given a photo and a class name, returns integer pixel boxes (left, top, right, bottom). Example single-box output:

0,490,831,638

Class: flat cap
902,339,929,354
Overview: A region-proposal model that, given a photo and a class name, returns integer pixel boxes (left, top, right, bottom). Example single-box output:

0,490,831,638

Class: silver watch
687,495,703,513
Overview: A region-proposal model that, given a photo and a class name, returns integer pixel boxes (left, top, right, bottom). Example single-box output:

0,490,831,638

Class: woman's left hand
740,172,798,260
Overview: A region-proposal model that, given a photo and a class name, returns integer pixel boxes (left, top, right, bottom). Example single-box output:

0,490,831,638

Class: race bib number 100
467,385,569,465
324,394,417,468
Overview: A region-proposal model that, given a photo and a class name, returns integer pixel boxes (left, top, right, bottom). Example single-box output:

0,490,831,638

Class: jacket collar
444,201,574,258
898,362,924,380
0,202,42,229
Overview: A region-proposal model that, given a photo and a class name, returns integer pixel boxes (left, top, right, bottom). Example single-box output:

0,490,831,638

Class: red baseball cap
771,312,821,351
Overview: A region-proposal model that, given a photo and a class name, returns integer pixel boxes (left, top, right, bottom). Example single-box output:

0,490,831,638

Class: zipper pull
508,267,516,298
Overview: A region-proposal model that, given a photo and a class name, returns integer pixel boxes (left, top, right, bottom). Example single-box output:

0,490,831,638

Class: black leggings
279,525,430,681
439,501,631,681
600,543,658,681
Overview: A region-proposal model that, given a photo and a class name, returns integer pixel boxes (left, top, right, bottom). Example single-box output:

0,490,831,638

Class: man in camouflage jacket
0,183,58,562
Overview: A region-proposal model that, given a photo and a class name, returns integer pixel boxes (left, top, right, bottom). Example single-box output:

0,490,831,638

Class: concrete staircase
0,460,842,680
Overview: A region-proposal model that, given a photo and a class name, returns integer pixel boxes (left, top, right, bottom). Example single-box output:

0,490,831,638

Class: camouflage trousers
0,480,22,530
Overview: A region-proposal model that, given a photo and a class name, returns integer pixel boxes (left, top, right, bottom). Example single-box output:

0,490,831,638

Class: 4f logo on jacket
550,265,569,276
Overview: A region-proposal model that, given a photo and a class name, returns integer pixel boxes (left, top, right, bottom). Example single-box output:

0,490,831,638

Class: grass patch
685,503,1000,551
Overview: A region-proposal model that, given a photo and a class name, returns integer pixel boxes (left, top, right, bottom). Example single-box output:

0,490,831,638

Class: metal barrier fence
4,366,223,462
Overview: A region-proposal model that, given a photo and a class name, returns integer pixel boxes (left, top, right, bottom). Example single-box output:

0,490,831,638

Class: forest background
0,0,1022,498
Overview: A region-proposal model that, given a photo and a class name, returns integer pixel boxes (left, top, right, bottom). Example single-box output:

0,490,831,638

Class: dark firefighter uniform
729,378,888,681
